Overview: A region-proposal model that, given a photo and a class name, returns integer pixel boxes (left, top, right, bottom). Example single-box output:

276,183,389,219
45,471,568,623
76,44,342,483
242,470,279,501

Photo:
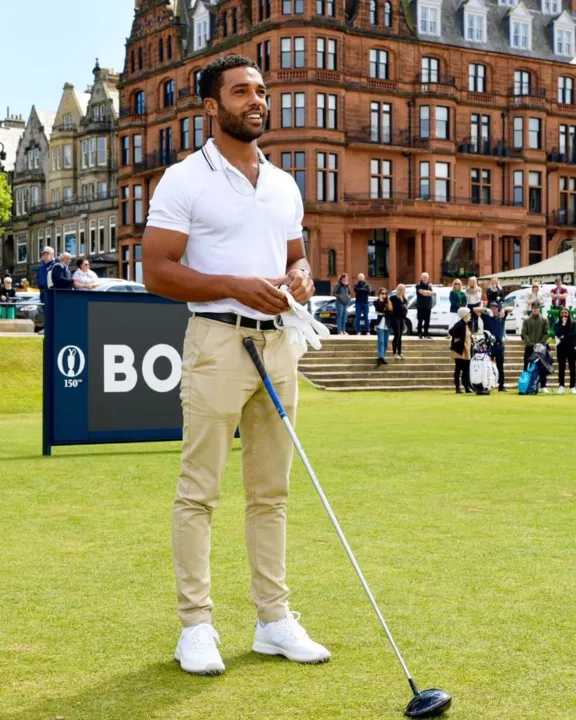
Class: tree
0,173,12,237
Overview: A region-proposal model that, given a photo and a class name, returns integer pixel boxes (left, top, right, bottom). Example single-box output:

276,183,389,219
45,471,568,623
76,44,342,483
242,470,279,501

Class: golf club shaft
243,338,419,696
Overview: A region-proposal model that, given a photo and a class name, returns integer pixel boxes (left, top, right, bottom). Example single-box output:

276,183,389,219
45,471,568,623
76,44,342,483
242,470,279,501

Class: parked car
314,296,379,334
502,284,576,333
14,292,43,327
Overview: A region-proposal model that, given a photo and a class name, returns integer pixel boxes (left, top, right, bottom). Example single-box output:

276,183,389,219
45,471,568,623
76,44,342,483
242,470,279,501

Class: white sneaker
557,386,565,395
541,388,550,394
175,623,225,675
253,611,331,664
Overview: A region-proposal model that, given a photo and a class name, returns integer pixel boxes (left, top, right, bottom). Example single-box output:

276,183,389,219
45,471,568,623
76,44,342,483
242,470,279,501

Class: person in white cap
448,306,473,393
36,246,55,308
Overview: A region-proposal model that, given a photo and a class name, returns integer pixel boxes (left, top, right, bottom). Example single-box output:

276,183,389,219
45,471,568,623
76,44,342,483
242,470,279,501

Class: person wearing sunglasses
554,307,576,394
73,257,100,290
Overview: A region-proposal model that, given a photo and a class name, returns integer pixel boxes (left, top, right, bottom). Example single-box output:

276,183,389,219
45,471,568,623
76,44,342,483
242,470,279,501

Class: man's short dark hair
198,54,260,101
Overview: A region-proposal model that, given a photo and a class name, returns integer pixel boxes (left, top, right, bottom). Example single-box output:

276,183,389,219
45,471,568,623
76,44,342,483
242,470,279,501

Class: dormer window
196,19,209,49
463,0,487,43
554,12,576,57
542,0,560,13
509,3,532,50
418,0,441,36
499,0,517,6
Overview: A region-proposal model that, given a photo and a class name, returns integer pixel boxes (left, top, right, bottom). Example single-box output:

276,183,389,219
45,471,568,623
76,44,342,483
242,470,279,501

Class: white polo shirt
147,138,304,320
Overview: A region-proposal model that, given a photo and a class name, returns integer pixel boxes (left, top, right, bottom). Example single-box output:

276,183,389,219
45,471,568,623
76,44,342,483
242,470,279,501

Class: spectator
20,278,30,292
550,276,569,308
521,302,551,393
465,276,482,333
354,273,372,335
448,279,467,330
333,273,350,335
73,257,101,290
50,253,75,290
525,282,544,316
554,307,576,395
373,287,392,366
449,306,473,394
390,283,408,359
416,271,435,339
486,276,504,308
475,301,513,392
0,277,17,320
36,246,55,307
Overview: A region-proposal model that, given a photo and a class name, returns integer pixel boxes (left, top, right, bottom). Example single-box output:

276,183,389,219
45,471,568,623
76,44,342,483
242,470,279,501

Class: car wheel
404,319,413,335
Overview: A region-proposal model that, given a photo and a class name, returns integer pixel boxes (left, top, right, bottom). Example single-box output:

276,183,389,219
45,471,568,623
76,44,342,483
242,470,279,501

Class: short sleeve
147,164,192,235
287,178,304,241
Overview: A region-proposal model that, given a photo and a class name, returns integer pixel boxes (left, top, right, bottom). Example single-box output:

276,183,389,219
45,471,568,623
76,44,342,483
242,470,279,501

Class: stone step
303,368,530,379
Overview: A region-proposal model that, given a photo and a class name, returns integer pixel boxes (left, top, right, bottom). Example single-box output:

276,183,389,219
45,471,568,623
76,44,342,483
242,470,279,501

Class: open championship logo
57,346,86,379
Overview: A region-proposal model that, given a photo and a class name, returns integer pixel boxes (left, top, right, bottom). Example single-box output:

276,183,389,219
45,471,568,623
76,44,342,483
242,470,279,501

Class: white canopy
480,249,575,285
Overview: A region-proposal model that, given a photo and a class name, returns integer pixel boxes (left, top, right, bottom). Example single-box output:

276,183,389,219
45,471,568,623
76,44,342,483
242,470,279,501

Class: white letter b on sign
104,345,138,393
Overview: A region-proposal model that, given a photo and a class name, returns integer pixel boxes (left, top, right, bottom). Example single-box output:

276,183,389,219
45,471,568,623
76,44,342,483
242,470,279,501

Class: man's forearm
286,257,311,275
144,256,240,303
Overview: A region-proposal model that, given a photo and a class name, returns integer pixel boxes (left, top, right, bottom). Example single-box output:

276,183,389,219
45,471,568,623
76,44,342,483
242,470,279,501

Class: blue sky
0,0,135,121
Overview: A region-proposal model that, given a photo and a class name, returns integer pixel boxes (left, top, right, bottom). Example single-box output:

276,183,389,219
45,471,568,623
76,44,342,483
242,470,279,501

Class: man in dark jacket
475,301,513,392
521,302,551,392
36,246,55,305
51,252,75,290
354,273,372,335
416,271,435,339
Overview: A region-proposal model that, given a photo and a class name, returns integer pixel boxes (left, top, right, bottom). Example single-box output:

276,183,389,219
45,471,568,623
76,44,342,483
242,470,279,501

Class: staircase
299,337,557,391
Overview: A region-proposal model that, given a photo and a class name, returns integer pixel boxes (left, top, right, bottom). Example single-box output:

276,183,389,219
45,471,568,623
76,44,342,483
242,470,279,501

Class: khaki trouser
173,315,299,627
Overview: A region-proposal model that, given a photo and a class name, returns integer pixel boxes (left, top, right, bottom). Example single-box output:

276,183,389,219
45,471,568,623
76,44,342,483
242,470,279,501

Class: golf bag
469,331,499,394
518,343,553,395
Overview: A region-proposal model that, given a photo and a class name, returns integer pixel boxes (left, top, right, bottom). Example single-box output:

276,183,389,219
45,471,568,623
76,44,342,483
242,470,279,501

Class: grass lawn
1,337,575,720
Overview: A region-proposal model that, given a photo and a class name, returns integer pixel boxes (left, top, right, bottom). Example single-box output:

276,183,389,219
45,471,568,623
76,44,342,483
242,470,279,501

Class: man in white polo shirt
143,55,330,675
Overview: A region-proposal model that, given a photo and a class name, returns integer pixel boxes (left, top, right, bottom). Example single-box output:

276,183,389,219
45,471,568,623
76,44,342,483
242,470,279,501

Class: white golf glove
275,288,330,353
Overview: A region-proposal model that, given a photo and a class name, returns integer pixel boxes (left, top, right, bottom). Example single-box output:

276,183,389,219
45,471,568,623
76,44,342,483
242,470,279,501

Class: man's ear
204,98,218,117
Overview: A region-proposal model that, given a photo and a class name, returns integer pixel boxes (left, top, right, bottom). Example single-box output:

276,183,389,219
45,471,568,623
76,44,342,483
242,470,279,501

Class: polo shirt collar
202,137,266,172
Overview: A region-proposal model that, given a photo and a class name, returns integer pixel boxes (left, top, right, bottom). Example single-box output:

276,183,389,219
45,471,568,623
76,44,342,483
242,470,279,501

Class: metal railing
343,191,519,207
415,73,456,86
548,210,576,226
441,261,480,278
134,150,178,172
119,106,147,118
458,137,492,155
547,150,576,164
14,189,119,216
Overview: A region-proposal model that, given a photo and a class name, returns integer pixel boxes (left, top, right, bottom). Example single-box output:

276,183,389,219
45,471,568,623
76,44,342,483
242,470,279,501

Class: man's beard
217,103,267,143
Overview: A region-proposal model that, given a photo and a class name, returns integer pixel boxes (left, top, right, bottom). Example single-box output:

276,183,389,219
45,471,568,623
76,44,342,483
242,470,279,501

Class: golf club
243,337,452,719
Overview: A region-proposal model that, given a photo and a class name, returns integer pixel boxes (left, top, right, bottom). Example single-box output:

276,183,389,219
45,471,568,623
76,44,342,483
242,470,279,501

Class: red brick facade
118,0,576,287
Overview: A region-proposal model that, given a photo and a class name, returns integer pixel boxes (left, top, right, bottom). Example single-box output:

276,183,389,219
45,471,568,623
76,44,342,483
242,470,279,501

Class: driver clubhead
405,688,452,718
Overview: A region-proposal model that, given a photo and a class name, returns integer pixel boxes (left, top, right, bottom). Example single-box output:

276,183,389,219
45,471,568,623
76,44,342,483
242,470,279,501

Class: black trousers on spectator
454,359,470,390
523,346,548,388
417,308,431,336
492,343,505,390
391,317,404,355
557,344,576,388
468,303,481,333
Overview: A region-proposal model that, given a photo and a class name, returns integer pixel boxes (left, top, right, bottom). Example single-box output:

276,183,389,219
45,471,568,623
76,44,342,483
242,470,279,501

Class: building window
195,20,209,49
259,0,271,21
283,0,304,13
419,105,430,138
511,20,531,50
133,134,143,164
98,218,105,253
281,151,306,198
419,161,430,198
257,40,271,72
222,11,228,37
139,47,144,70
265,96,271,130
317,93,337,129
419,2,441,36
54,226,62,256
97,137,107,166
51,189,60,204
370,159,393,199
121,186,130,225
370,0,378,23
31,185,39,209
384,2,392,26
529,235,542,264
121,136,130,165
109,216,117,251
559,124,576,161
370,101,392,144
63,144,72,168
471,114,490,153
281,94,293,127
465,11,485,42
435,162,450,201
63,113,73,129
281,93,305,127
368,229,389,277
37,229,44,261
317,38,337,70
514,70,531,96
542,0,560,12
78,223,85,255
555,27,574,57
63,186,72,202
558,76,574,104
134,185,143,224
194,70,201,95
159,127,173,165
181,118,190,150
281,37,305,68
436,106,449,139
159,38,165,63
513,117,523,149
317,152,338,202
98,182,107,199
421,57,439,83
468,63,486,92
528,117,542,149
529,171,542,213
471,168,491,204
193,116,204,150
513,169,524,206
369,49,388,79
17,234,28,264
232,8,238,33
89,138,97,167
317,0,335,16
559,176,576,224
131,51,135,73
164,80,175,107
88,221,95,254
135,91,146,114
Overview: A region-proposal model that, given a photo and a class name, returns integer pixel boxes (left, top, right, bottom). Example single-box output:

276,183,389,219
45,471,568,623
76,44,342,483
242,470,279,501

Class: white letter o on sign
141,344,182,393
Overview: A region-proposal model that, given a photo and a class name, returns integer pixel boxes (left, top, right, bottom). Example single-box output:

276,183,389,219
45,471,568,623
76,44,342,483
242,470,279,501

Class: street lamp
0,141,7,172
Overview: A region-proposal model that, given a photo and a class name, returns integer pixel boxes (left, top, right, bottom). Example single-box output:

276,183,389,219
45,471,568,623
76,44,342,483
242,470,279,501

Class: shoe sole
174,649,225,675
252,640,331,664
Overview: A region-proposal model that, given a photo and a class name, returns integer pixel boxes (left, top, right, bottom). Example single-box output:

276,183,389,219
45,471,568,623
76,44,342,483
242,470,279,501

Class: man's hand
231,276,289,315
281,269,315,304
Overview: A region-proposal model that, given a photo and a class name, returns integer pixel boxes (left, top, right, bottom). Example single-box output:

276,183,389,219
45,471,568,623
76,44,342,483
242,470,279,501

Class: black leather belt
194,312,278,331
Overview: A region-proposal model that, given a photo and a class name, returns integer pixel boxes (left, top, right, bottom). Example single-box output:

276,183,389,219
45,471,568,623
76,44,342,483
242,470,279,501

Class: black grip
243,337,267,381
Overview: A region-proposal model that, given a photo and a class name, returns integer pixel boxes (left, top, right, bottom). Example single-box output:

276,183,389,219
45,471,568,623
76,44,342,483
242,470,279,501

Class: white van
503,284,576,333
405,286,452,335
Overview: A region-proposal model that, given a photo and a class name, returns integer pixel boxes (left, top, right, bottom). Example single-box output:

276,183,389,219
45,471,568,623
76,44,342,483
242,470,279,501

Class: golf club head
405,688,452,718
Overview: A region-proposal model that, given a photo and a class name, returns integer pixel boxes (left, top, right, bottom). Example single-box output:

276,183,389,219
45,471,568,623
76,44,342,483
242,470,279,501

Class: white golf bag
469,331,499,394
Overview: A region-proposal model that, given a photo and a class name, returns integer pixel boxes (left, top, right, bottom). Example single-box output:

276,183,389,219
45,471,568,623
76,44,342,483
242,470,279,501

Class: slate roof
35,110,57,137
412,0,576,64
0,125,25,172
